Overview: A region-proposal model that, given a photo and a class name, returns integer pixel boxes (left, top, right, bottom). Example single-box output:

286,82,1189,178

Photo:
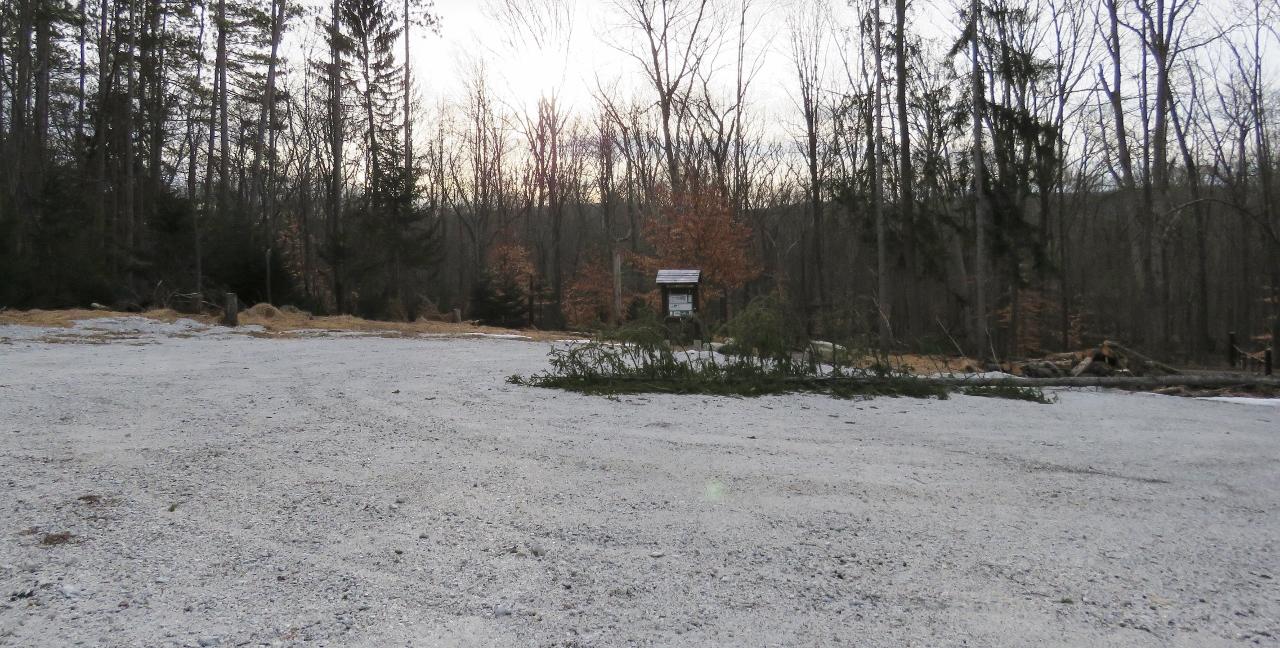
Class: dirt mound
246,303,281,318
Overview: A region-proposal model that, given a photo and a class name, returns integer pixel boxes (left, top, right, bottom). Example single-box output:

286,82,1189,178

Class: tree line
1,0,1277,361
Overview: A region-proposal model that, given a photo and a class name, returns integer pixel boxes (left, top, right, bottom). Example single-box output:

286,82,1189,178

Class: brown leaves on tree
634,185,759,299
563,261,614,327
487,243,537,289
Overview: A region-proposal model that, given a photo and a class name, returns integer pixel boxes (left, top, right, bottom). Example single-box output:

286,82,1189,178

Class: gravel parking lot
1,322,1277,646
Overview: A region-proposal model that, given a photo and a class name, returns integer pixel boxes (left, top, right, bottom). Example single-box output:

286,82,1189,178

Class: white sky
309,0,1276,143
406,0,959,121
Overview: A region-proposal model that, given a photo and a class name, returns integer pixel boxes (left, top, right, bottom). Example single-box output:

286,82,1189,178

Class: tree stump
223,293,239,327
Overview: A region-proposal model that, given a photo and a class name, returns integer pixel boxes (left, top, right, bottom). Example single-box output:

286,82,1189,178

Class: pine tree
340,0,435,317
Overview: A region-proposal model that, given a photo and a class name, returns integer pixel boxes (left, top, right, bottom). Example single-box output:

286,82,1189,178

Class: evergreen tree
340,0,436,318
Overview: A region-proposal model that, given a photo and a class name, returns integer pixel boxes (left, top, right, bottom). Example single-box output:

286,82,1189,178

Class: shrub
470,271,528,328
718,294,805,367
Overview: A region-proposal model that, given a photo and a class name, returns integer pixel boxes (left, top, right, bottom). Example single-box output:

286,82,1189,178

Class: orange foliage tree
471,242,537,326
486,243,536,289
635,185,759,300
562,261,614,327
561,186,758,328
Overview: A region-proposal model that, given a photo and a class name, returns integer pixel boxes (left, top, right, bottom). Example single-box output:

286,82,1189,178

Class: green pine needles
508,297,1052,403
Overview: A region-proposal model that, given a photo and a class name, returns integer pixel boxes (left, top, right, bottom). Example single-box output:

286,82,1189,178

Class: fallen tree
510,340,1279,402
802,373,1280,389
512,301,1278,402
1018,340,1182,378
525,372,1280,392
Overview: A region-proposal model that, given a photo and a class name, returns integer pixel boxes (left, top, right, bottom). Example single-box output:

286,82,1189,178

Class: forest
0,0,1277,362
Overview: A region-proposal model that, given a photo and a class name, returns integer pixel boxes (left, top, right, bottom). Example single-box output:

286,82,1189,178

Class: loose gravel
0,327,1277,646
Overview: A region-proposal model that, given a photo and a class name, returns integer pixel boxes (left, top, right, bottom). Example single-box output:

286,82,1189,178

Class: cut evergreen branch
512,296,1012,401
960,385,1055,404
511,295,1280,402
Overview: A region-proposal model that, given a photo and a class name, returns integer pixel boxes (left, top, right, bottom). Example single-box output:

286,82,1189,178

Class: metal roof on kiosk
655,269,701,284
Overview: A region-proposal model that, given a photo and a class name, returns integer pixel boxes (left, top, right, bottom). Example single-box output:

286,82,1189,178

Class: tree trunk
93,0,111,265
254,0,284,303
328,0,345,312
969,0,989,358
1103,0,1145,344
403,0,412,177
1170,93,1210,355
216,0,229,223
77,0,87,149
122,0,137,263
9,0,34,259
34,0,53,218
873,0,891,349
895,0,915,342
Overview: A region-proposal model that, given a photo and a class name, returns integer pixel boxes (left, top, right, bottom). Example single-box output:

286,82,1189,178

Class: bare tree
893,0,914,341
968,0,990,357
613,0,718,189
870,0,891,349
788,0,829,325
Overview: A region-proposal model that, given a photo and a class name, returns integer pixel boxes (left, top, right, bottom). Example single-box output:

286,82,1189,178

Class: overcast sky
410,0,785,115
404,0,956,121
362,0,1274,134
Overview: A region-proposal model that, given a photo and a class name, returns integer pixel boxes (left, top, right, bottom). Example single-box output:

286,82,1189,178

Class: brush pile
1015,340,1179,378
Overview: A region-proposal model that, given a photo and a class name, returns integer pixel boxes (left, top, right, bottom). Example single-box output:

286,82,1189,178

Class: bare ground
0,326,1277,647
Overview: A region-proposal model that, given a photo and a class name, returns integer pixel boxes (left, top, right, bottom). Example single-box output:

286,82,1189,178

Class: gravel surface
0,324,1277,646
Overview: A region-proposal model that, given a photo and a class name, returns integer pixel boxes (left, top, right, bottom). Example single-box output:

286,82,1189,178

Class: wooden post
1266,349,1273,377
1273,318,1279,366
611,248,623,325
223,292,239,327
1228,331,1237,368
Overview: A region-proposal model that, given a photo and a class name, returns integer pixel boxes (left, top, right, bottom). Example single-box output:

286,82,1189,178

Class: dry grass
237,310,577,341
0,307,576,342
245,302,282,318
803,351,980,375
880,352,982,374
33,333,122,345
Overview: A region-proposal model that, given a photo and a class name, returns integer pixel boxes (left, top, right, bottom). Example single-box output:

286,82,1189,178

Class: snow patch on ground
1198,396,1280,407
459,332,532,340
0,323,57,341
0,316,264,344
71,316,214,335
924,370,1024,381
287,328,402,338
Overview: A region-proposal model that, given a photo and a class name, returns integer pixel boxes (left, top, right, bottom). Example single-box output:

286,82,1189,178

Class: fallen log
800,373,1280,389
1070,357,1095,376
560,373,1280,389
1101,340,1180,375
